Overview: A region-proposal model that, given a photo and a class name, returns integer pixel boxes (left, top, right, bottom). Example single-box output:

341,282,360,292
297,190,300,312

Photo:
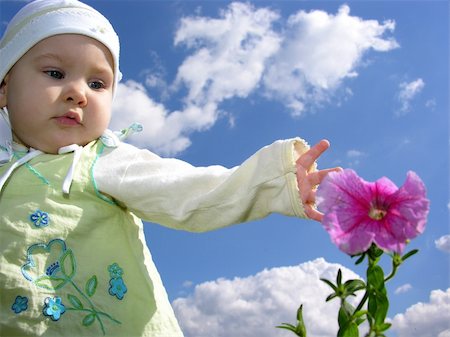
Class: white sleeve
93,138,311,232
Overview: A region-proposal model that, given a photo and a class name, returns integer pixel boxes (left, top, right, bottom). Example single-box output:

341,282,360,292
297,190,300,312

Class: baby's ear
0,77,7,109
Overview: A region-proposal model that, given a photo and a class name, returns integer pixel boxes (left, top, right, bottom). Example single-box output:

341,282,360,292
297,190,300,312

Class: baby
0,1,338,336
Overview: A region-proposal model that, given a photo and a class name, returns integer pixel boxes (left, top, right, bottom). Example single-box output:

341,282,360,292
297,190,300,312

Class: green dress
0,141,184,336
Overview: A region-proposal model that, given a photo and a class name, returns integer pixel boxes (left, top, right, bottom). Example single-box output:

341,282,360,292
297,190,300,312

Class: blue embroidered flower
43,296,65,321
11,295,28,314
108,263,123,279
22,239,75,290
109,277,127,300
29,210,50,228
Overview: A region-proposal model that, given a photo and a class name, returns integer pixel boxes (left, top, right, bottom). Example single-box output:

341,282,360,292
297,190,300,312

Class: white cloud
395,283,412,295
346,150,362,157
174,2,281,108
182,280,194,288
112,2,281,155
396,78,425,116
435,235,450,253
346,149,366,167
112,3,399,155
263,5,398,116
172,258,362,337
111,81,192,155
392,288,450,337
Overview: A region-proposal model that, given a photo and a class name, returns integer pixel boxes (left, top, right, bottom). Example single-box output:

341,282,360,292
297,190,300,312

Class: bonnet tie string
0,149,43,192
58,144,82,194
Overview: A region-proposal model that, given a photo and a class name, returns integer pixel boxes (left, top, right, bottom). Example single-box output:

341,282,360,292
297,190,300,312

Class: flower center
368,207,387,220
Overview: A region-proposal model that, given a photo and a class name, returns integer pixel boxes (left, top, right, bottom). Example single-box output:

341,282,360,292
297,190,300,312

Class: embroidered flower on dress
29,210,49,228
11,295,28,314
43,296,66,321
108,263,123,279
109,277,127,300
22,239,75,290
21,240,121,333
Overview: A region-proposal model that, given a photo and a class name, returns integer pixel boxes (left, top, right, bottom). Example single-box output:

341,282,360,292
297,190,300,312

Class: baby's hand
296,139,341,222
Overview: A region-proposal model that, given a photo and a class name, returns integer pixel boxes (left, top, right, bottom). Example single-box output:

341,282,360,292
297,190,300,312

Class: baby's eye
88,80,106,90
44,70,64,80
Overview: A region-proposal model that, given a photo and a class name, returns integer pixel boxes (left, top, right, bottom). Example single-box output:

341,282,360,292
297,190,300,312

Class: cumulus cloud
173,2,281,106
111,3,398,155
396,78,425,116
392,288,450,337
172,258,362,337
112,2,280,155
263,5,398,116
435,234,450,253
111,81,192,155
395,283,412,295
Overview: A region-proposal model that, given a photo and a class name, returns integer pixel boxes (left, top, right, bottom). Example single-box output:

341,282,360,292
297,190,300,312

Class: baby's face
2,34,114,154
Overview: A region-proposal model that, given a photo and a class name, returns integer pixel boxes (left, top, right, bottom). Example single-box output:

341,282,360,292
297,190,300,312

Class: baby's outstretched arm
296,139,342,222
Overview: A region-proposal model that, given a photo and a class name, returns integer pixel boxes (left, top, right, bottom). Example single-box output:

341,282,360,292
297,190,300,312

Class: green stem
354,290,369,313
68,279,106,335
384,260,400,283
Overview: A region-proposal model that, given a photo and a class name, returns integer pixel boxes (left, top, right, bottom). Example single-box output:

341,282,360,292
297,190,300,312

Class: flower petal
390,171,429,236
317,169,429,255
317,169,372,216
323,212,375,255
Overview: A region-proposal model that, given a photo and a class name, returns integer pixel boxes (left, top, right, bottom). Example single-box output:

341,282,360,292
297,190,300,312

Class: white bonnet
0,0,122,89
0,0,121,164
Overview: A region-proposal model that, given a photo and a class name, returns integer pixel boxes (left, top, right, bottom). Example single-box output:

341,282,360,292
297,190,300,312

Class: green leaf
276,304,307,337
276,323,305,337
295,304,307,337
367,265,385,290
326,293,338,302
34,275,68,290
402,249,419,262
338,321,359,337
276,323,297,331
353,310,367,326
337,269,343,286
67,294,83,310
378,322,392,332
338,300,353,328
85,275,98,297
344,279,366,294
60,249,76,279
296,304,304,322
368,286,389,326
374,292,389,325
368,244,384,260
82,313,96,327
321,278,338,292
353,253,366,265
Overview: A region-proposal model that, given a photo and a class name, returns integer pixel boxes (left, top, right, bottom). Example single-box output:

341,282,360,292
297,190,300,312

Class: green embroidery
91,143,116,205
85,275,98,297
12,152,50,185
21,239,121,335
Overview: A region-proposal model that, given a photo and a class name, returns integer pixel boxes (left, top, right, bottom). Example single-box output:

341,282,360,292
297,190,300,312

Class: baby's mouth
55,112,81,126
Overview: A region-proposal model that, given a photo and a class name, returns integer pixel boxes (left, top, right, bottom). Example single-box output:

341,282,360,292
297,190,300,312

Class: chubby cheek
88,104,112,137
8,109,30,141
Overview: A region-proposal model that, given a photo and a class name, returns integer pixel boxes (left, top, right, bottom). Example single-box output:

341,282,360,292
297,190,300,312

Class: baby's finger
310,167,343,186
296,139,330,170
303,202,323,222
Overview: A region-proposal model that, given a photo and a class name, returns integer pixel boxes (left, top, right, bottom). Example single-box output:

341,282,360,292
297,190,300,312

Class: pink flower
317,169,429,255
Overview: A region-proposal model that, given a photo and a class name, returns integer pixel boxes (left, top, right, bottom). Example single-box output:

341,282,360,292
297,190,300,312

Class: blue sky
1,1,449,336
